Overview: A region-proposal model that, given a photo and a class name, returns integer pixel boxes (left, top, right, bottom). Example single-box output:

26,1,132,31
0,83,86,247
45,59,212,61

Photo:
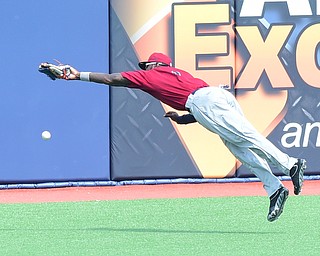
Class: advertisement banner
110,0,320,180
235,0,320,176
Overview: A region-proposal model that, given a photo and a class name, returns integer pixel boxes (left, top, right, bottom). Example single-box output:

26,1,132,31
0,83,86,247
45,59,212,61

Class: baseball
41,130,51,140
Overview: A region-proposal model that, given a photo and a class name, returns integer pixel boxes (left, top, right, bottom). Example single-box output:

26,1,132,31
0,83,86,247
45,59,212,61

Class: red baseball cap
138,52,172,70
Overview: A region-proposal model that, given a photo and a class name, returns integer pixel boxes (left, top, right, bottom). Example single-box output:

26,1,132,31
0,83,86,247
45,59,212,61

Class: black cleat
290,159,306,195
267,187,289,222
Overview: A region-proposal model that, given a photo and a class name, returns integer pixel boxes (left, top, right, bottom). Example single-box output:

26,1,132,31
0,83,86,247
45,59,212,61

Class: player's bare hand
164,111,180,121
65,65,80,80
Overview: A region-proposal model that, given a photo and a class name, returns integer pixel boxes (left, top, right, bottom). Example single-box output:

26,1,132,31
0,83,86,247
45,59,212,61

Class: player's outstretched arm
84,73,131,86
39,62,130,86
67,66,131,86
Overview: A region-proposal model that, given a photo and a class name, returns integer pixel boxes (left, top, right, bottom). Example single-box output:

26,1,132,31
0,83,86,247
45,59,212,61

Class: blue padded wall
0,0,110,183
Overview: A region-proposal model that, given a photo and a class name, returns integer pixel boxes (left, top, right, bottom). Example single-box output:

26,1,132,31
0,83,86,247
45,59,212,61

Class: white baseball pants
185,86,297,197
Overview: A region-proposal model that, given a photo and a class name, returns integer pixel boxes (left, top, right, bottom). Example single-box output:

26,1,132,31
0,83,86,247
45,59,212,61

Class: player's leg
188,87,297,174
186,87,306,195
222,138,289,221
215,89,306,195
222,139,282,196
224,96,296,175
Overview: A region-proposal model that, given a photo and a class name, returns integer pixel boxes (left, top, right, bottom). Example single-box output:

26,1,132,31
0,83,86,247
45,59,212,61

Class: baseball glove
38,61,71,80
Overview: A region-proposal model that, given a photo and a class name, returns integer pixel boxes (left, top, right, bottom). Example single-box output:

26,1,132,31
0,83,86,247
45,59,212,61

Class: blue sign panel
0,0,110,183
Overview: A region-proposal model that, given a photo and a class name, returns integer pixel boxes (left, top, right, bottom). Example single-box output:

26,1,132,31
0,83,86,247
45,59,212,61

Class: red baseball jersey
121,66,208,110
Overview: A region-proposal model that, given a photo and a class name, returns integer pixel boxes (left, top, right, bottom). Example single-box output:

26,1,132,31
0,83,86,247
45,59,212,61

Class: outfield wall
109,0,320,180
0,0,319,185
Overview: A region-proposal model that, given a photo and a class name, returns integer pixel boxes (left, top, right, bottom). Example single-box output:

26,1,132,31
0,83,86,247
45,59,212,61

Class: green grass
0,196,319,255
